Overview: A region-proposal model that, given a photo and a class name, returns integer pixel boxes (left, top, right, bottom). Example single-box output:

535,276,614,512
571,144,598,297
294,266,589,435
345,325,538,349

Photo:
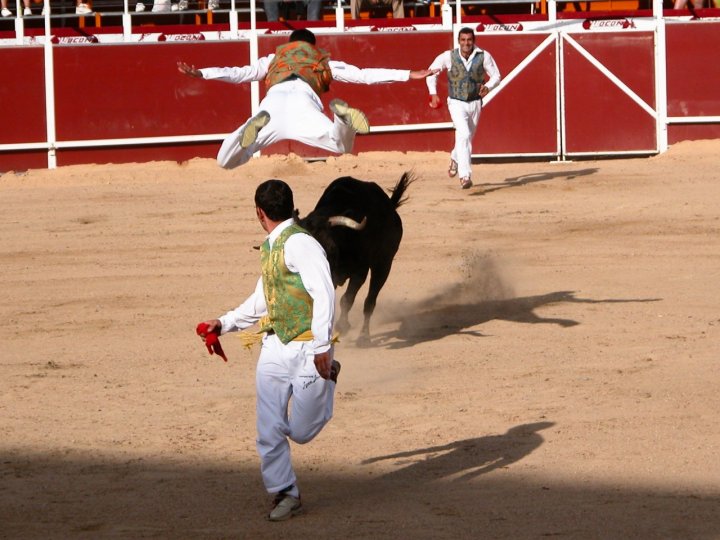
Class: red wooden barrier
0,19,718,171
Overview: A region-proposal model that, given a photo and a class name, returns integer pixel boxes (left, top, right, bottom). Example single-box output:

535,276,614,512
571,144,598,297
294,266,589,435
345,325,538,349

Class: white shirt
219,219,335,354
200,57,411,89
426,47,501,96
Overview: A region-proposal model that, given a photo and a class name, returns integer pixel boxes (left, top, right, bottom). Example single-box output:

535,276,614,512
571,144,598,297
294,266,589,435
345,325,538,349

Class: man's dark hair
458,27,475,38
289,28,316,45
255,179,294,221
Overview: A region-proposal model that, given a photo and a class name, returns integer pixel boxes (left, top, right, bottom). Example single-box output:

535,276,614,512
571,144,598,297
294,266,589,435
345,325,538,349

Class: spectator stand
1,0,686,37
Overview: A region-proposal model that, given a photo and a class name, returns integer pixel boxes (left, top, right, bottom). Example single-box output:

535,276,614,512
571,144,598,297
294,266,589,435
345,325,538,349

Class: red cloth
196,322,228,362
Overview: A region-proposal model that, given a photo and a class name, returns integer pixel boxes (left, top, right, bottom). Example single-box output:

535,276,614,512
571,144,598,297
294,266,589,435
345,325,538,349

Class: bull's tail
389,171,416,208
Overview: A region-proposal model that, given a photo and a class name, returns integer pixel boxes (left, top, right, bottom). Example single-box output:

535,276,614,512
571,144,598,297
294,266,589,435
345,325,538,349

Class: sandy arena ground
1,141,719,539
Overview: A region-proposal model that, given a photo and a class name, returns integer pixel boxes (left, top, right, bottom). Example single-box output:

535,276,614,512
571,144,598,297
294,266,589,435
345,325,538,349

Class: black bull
295,172,415,345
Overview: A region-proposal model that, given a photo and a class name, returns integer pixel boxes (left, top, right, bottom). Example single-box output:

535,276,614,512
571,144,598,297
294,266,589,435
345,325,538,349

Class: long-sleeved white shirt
218,219,335,354
200,57,411,89
426,47,501,96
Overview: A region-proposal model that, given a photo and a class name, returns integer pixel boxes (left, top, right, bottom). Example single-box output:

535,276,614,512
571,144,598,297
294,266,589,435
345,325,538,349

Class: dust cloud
418,251,516,309
368,251,517,346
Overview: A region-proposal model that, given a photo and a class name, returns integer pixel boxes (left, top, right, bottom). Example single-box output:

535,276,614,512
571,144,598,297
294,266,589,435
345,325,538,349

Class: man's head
457,27,475,58
255,180,294,228
289,28,316,45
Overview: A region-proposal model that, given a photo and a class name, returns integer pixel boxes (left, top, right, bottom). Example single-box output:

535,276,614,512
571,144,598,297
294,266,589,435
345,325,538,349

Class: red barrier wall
665,21,720,144
1,20,718,171
53,41,253,165
0,46,48,170
564,31,656,153
478,33,558,155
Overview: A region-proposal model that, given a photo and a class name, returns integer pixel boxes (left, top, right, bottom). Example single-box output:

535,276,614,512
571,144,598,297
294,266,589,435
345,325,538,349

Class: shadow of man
363,422,555,483
474,167,598,196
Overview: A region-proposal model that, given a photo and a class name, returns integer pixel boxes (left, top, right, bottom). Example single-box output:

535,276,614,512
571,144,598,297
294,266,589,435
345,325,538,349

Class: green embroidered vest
448,49,486,102
258,224,314,344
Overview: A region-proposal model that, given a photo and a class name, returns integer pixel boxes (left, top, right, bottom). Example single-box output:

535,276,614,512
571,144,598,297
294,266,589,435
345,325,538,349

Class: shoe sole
448,161,458,178
240,111,270,149
330,99,370,134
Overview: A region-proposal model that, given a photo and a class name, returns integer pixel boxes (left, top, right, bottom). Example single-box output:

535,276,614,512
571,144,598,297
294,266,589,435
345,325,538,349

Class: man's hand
197,319,222,341
479,84,490,98
314,351,333,380
409,68,440,80
196,319,227,362
178,61,203,78
428,94,441,109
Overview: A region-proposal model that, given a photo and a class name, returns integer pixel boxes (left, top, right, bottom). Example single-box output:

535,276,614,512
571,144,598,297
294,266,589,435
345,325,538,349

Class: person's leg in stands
350,0,362,18
263,0,279,19
305,0,321,19
391,0,403,17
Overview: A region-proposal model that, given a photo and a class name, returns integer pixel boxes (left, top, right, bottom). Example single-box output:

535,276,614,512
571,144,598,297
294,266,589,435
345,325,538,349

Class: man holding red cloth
197,179,337,522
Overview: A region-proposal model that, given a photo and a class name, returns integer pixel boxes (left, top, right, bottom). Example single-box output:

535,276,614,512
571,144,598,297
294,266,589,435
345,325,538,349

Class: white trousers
217,79,356,169
255,333,335,494
447,97,482,180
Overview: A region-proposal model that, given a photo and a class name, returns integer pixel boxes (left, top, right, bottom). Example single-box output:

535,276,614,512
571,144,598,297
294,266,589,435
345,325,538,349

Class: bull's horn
328,216,367,230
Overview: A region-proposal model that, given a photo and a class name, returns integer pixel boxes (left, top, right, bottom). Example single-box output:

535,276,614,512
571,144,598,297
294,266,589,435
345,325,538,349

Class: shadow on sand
471,167,599,196
373,290,661,349
362,422,555,482
2,420,718,538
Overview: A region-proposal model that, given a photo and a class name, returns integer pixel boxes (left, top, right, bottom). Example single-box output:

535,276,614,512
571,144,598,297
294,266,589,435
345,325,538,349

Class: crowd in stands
0,0,715,19
2,0,93,16
0,0,414,19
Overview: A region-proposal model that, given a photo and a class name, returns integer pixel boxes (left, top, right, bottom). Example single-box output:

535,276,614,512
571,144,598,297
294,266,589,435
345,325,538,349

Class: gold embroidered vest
258,224,313,344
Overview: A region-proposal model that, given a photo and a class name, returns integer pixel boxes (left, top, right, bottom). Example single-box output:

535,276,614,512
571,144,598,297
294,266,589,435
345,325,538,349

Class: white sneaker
240,111,270,149
41,5,48,14
135,2,145,10
208,0,218,9
268,493,302,521
75,3,91,13
330,99,370,134
1,7,12,16
23,6,31,15
177,0,188,9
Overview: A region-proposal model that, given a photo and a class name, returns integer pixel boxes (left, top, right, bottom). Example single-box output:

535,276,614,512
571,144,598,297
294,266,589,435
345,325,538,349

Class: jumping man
179,29,436,169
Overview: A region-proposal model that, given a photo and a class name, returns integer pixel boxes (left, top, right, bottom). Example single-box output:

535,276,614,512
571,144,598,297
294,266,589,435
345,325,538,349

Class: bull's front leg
356,260,394,348
335,270,368,336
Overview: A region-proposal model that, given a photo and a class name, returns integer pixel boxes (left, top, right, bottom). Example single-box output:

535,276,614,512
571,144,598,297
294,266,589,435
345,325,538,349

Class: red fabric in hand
196,322,228,362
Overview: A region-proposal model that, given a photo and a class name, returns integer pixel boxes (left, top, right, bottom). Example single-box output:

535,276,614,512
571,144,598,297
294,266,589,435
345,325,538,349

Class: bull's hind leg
357,260,394,347
336,269,369,336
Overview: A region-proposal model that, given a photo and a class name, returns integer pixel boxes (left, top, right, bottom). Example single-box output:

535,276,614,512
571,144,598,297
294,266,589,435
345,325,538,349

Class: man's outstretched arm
176,57,273,84
409,68,439,80
329,61,438,85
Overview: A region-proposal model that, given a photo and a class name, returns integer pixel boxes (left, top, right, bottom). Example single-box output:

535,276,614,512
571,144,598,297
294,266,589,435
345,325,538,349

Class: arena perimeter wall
0,18,718,171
